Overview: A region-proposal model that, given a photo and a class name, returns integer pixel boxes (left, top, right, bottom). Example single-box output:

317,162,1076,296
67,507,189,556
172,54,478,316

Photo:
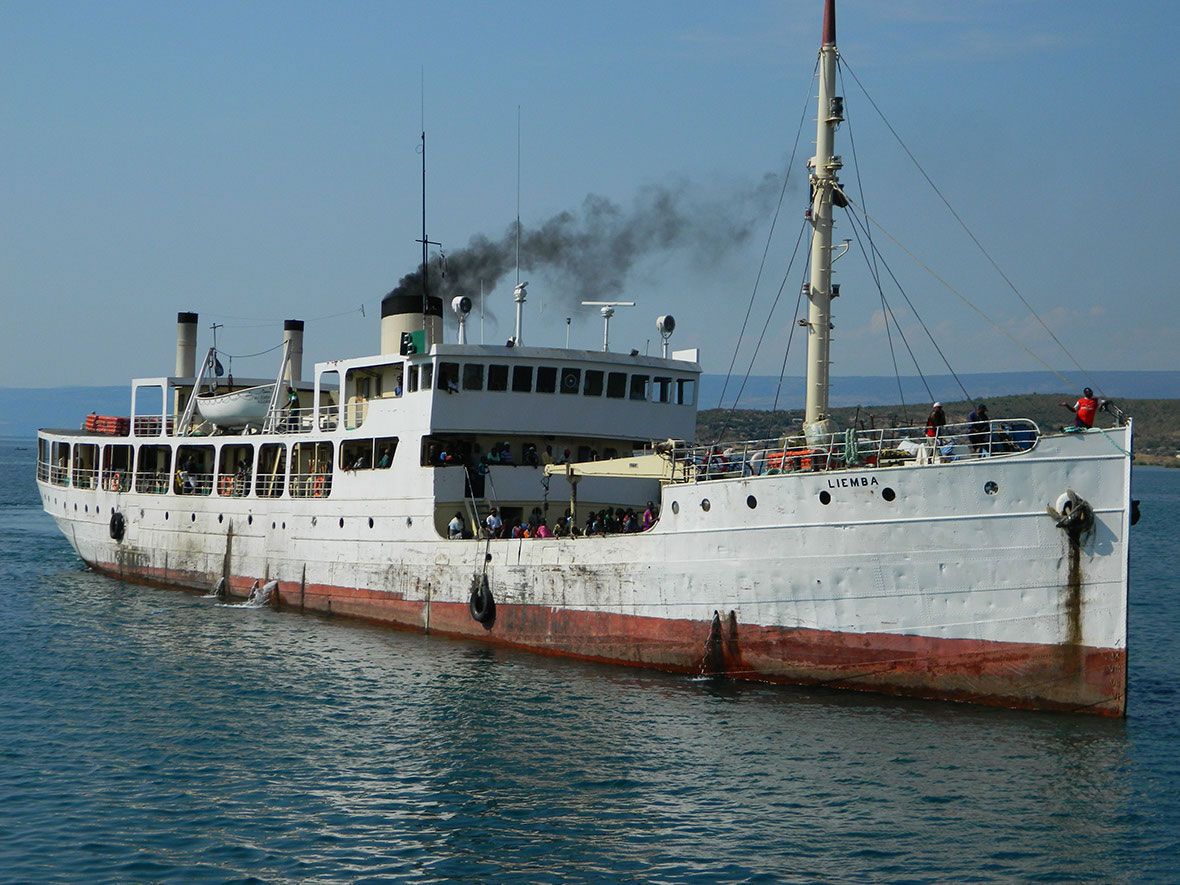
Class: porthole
84,505,88,513
339,517,345,528
111,507,115,515
218,514,223,523
882,487,896,502
311,516,318,527
73,503,77,511
984,481,999,495
140,509,145,518
191,513,196,522
281,521,286,530
406,517,413,527
819,491,831,505
747,496,757,509
271,521,276,530
368,517,374,529
671,501,680,514
248,515,253,526
701,498,711,512
164,511,169,520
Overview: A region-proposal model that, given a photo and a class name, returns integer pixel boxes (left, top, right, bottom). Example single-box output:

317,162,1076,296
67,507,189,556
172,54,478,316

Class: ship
36,0,1133,716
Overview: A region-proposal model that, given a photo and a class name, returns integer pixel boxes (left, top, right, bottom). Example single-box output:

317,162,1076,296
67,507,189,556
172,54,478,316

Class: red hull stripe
89,560,1127,717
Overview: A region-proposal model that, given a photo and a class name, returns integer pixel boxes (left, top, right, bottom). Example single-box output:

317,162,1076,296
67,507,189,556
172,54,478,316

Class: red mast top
822,0,836,45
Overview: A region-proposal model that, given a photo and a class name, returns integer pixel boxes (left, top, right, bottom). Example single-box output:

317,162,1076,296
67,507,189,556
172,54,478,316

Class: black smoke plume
386,174,783,311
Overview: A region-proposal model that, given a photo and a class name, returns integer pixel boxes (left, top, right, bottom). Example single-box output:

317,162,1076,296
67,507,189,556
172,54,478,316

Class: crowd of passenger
448,502,659,540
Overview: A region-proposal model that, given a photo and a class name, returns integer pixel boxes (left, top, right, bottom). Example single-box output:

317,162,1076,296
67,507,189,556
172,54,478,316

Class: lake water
1,438,1177,882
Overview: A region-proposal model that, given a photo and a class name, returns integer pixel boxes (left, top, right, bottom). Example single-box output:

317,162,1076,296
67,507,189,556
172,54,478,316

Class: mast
804,0,843,439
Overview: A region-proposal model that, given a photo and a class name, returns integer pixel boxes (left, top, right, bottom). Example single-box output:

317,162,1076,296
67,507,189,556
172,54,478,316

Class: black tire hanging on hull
469,573,496,627
109,511,125,542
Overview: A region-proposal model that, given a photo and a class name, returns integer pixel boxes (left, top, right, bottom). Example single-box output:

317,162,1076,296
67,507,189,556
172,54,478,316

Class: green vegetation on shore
696,394,1180,465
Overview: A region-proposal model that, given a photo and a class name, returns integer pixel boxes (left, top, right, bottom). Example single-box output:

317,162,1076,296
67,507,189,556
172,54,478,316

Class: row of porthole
664,482,1002,513
103,508,407,531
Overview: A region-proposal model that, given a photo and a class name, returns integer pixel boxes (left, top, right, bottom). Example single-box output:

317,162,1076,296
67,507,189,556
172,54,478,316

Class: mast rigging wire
716,59,818,411
839,57,1101,397
839,64,909,422
839,198,972,403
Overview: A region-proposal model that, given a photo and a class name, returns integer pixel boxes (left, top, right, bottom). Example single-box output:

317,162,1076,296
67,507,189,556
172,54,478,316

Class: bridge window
536,366,557,393
654,377,673,404
583,370,604,397
606,372,626,398
341,437,399,470
560,367,581,394
488,364,509,391
420,363,433,391
630,375,650,401
676,378,696,406
462,363,484,391
438,362,459,393
256,443,287,498
512,365,533,393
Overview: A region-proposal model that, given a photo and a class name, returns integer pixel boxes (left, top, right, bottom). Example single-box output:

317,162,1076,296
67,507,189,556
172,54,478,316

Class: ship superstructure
36,1,1132,716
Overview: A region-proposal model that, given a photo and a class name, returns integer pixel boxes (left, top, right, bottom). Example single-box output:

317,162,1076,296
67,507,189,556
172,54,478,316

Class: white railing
289,471,333,498
71,467,99,490
135,471,172,494
674,418,1040,482
175,471,215,496
215,474,252,497
264,405,338,435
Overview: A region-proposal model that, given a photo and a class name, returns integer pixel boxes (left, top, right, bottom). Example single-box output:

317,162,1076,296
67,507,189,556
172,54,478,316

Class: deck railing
289,471,333,498
673,418,1040,482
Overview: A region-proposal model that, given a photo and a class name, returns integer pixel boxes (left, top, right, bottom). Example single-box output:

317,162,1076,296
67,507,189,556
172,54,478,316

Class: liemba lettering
827,475,880,489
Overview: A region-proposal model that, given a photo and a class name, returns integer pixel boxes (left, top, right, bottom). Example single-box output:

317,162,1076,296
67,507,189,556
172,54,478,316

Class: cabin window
676,378,696,406
256,444,287,498
462,363,485,391
419,363,433,391
654,377,673,404
583,370,604,397
102,444,133,492
606,372,626,399
512,365,533,393
438,362,459,393
560,367,581,394
72,443,98,490
629,375,650,401
341,437,397,470
135,445,172,495
421,436,466,467
217,445,254,497
536,366,557,393
290,441,333,498
487,364,509,391
175,445,215,495
49,441,71,486
407,365,419,393
133,384,165,437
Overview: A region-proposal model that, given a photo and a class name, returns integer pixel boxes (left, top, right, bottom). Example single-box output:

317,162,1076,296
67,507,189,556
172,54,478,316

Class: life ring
109,511,125,542
312,475,326,497
218,475,234,496
111,471,122,492
469,573,496,626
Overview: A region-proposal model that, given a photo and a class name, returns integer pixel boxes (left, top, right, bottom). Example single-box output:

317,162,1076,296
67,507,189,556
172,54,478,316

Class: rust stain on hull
85,559,1127,718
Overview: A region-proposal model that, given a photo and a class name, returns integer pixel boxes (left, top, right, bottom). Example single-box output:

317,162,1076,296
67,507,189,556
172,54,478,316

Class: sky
2,1,1177,391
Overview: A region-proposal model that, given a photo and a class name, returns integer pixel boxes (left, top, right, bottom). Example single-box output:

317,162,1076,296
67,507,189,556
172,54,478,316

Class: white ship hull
38,425,1131,715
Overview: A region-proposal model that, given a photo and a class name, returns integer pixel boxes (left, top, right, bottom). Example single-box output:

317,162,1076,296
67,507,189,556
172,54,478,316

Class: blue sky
2,1,1176,389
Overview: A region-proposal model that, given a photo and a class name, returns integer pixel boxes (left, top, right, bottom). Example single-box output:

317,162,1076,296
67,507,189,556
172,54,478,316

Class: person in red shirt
1062,387,1100,428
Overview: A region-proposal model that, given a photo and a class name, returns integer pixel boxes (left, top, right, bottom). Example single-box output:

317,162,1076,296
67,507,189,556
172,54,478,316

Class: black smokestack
383,174,782,312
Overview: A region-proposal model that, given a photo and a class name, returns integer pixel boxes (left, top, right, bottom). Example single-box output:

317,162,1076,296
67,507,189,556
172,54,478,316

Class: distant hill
2,370,1178,438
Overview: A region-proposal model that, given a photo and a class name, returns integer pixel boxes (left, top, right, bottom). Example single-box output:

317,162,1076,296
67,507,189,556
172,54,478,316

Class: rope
771,254,809,412
840,62,908,422
716,220,810,441
841,199,970,402
846,195,1080,394
839,57,1103,398
218,341,285,360
716,59,818,410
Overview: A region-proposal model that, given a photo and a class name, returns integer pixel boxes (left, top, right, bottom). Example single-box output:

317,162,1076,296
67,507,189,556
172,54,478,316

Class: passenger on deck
535,520,552,539
498,443,515,465
967,403,990,453
643,502,657,531
448,513,464,539
376,447,392,468
925,403,947,438
523,444,539,467
485,507,503,538
1062,387,1100,429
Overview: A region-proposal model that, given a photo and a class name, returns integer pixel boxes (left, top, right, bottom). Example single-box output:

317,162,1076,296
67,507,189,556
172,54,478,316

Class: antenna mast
415,73,441,348
804,0,843,441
